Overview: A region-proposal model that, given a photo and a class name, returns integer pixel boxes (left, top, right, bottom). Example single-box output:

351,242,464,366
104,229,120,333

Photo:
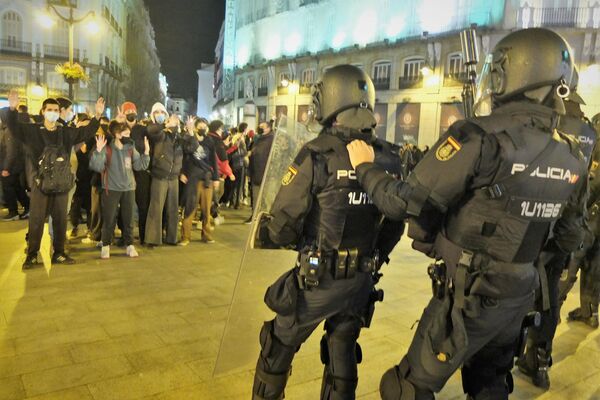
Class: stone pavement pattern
0,209,599,399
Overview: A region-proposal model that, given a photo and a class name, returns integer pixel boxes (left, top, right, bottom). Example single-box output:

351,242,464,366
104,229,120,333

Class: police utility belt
297,249,379,289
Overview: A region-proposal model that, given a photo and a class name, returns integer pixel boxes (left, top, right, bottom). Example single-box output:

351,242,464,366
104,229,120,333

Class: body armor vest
441,112,586,264
303,133,400,254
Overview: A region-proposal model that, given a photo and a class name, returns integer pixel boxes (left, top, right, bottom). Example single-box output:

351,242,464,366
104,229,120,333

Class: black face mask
126,114,137,122
257,127,264,135
120,137,133,145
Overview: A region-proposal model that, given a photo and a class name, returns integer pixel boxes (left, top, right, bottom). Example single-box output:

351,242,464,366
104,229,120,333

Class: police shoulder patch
281,166,298,186
435,135,462,161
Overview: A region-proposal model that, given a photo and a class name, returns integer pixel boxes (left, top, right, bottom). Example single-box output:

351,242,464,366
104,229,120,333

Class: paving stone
0,375,26,400
0,347,73,378
87,364,202,400
14,326,109,355
22,386,93,400
21,355,133,397
69,332,165,363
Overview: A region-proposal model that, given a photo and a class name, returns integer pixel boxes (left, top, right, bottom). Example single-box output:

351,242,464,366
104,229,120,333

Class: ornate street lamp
40,0,97,101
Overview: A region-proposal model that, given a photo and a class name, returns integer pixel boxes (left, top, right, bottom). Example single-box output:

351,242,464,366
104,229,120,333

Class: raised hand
143,136,150,155
95,97,105,118
116,106,126,123
166,114,179,128
96,134,107,152
8,90,19,110
185,116,195,135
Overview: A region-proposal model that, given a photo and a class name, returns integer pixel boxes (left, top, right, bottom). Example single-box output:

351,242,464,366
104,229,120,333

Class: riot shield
214,116,317,376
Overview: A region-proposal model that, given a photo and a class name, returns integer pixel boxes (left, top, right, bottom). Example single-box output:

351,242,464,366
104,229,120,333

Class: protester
226,122,248,209
206,120,234,225
0,108,29,221
145,104,183,246
5,91,104,268
180,117,219,245
89,120,150,259
69,114,94,237
56,97,75,127
122,101,152,244
246,120,274,223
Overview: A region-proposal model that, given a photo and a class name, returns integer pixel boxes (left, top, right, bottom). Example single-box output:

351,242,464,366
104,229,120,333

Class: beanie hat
121,101,137,114
208,120,224,133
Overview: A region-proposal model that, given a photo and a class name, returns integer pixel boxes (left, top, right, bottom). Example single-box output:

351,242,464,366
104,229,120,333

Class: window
237,78,244,98
2,11,22,47
447,53,464,77
47,72,69,90
54,20,69,47
0,67,25,85
301,68,315,85
372,61,391,90
279,72,290,85
372,61,391,81
259,73,267,88
403,57,425,79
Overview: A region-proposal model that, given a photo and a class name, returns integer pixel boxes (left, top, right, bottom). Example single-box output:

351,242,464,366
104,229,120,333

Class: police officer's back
252,65,404,400
347,28,588,400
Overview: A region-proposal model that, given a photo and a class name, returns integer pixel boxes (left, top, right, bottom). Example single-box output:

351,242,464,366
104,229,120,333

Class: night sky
144,0,225,100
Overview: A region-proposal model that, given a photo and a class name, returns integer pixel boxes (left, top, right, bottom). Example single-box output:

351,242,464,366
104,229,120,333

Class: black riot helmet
474,28,574,116
312,64,376,129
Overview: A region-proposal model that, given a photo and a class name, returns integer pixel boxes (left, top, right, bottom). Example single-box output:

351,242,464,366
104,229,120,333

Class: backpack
36,131,74,194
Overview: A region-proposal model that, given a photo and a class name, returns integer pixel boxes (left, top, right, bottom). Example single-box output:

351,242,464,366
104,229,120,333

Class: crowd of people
0,91,274,268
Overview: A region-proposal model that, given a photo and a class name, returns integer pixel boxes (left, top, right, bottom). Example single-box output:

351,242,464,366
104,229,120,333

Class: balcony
299,84,312,94
518,6,600,29
399,76,423,90
0,39,32,56
373,77,390,91
257,87,268,97
443,72,469,87
44,45,81,61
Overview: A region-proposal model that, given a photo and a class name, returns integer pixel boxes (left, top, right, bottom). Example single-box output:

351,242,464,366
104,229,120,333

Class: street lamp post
44,0,96,101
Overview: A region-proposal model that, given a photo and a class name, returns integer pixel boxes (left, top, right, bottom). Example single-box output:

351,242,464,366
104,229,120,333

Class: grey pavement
0,208,599,399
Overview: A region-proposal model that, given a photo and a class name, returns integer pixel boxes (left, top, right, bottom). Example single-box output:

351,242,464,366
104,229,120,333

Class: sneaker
69,227,79,239
22,254,40,270
51,253,76,265
2,212,19,222
126,245,139,257
178,240,190,246
100,245,110,259
214,216,225,226
81,237,95,244
244,217,253,225
201,237,215,244
19,211,29,220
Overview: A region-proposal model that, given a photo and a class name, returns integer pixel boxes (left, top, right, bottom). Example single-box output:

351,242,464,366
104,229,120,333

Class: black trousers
28,184,68,256
69,181,91,229
230,167,245,208
134,170,151,243
1,172,29,213
101,190,135,247
253,269,373,399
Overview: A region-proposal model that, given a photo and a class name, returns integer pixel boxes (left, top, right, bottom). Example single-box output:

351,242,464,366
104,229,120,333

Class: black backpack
36,131,74,194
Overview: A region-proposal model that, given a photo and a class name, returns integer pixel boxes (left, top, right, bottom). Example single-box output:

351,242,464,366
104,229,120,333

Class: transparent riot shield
214,116,317,376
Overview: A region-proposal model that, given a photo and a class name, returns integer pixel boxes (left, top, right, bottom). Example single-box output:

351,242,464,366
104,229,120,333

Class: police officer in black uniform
517,79,598,389
251,64,404,400
346,28,588,399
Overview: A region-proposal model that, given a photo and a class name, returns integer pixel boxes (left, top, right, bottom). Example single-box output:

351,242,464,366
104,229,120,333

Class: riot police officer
251,64,404,400
517,81,598,389
347,28,588,399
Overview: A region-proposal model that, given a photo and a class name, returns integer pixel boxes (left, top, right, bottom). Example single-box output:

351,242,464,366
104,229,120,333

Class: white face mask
44,111,60,123
65,110,75,121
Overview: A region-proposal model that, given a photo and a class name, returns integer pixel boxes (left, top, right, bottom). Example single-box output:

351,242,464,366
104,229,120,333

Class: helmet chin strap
326,108,378,142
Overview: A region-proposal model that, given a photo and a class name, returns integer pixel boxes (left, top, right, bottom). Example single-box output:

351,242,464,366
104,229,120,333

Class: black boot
517,347,551,390
568,306,599,328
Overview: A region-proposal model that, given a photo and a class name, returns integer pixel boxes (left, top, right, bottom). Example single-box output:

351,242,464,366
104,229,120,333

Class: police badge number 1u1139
435,136,462,161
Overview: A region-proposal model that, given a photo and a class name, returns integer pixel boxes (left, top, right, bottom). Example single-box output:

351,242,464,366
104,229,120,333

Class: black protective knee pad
254,321,295,400
320,330,361,399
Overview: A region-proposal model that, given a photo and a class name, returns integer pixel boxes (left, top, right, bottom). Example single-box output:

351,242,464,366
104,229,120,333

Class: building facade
166,96,190,117
216,0,600,146
0,0,162,115
197,63,215,118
